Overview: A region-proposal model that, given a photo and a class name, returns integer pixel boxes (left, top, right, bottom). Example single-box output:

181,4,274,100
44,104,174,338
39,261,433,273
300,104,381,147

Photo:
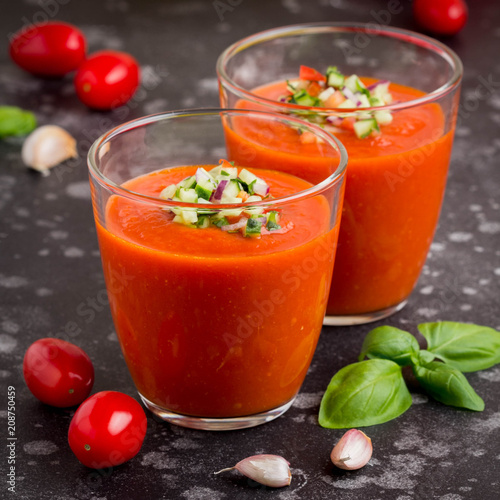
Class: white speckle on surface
438,494,464,500
470,449,486,457
478,367,500,382
181,487,226,500
495,268,500,276
0,275,28,288
0,370,11,378
430,242,445,252
36,288,53,297
1,320,20,334
448,232,473,243
460,304,472,311
14,207,30,217
478,221,500,234
65,181,91,200
471,412,500,433
44,193,58,201
479,278,491,285
282,0,301,14
462,287,477,295
63,247,85,258
36,219,57,229
171,438,202,450
107,331,118,342
474,246,484,253
469,204,482,212
143,98,169,115
416,308,438,318
50,230,68,240
82,25,124,51
24,440,59,455
140,451,179,469
411,393,429,405
197,77,218,95
293,392,323,409
420,285,434,295
38,249,50,256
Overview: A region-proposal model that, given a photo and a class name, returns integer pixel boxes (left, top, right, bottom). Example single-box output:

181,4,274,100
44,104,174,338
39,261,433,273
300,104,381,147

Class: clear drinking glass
217,23,463,325
88,109,347,430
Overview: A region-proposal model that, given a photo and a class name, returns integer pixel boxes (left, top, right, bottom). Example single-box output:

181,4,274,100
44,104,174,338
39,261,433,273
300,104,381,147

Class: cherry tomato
9,21,86,77
68,391,147,468
74,50,140,110
299,65,326,82
23,338,94,407
413,0,468,36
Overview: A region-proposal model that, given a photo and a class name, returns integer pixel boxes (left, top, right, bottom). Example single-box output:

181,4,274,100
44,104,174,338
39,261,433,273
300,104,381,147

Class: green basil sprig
418,322,500,372
413,358,485,411
319,322,499,429
0,106,37,139
319,359,412,429
359,326,420,366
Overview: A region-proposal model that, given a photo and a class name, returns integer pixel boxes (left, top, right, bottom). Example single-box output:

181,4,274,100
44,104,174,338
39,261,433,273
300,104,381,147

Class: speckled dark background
1,1,499,499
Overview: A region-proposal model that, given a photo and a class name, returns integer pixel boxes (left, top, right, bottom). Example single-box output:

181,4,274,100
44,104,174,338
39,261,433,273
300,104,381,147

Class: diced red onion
341,86,358,105
326,116,343,127
211,179,228,202
196,168,212,184
253,180,269,197
221,218,247,231
367,80,390,91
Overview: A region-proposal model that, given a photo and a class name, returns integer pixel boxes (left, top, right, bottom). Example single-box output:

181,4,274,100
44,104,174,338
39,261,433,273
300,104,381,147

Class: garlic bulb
215,454,291,488
22,125,77,174
331,429,373,470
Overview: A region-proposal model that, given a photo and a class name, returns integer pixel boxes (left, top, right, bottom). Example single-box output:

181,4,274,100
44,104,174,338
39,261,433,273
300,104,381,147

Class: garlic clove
331,429,373,470
22,125,77,175
215,454,291,488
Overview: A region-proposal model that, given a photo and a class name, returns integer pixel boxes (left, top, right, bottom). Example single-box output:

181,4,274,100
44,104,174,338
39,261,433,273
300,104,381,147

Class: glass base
139,393,296,431
323,299,407,326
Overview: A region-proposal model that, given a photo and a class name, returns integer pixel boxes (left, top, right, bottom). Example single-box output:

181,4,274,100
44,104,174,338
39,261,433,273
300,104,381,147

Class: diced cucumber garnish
266,211,281,231
178,188,198,203
353,118,380,139
344,75,366,94
179,175,196,189
221,179,241,201
159,184,177,200
326,66,345,88
289,89,320,107
160,162,289,237
197,215,211,228
374,110,393,125
243,217,262,238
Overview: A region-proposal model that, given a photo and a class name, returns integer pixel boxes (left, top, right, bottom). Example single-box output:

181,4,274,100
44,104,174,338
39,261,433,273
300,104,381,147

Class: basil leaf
0,106,37,139
359,326,420,366
419,322,500,372
413,359,484,411
319,359,412,429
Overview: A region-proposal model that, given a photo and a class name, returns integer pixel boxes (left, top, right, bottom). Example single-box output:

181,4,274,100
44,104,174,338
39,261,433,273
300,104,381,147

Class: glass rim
216,22,464,113
87,108,348,209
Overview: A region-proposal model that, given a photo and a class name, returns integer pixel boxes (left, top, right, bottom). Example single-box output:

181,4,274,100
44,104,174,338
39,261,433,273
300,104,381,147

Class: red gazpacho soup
227,73,455,316
96,165,340,418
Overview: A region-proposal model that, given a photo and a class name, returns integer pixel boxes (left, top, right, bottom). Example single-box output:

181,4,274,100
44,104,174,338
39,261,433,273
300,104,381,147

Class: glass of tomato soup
217,23,463,325
88,109,347,430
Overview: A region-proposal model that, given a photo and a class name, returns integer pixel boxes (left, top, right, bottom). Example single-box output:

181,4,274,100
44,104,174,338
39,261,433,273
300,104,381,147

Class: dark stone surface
1,1,499,499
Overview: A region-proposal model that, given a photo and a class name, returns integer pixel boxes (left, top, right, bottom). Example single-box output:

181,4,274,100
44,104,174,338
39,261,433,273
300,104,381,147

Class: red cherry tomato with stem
23,338,94,407
68,391,147,469
74,50,140,110
9,21,86,77
413,0,468,36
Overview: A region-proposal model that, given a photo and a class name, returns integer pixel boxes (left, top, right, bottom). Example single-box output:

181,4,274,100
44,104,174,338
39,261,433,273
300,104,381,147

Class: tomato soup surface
228,79,455,315
96,166,339,417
